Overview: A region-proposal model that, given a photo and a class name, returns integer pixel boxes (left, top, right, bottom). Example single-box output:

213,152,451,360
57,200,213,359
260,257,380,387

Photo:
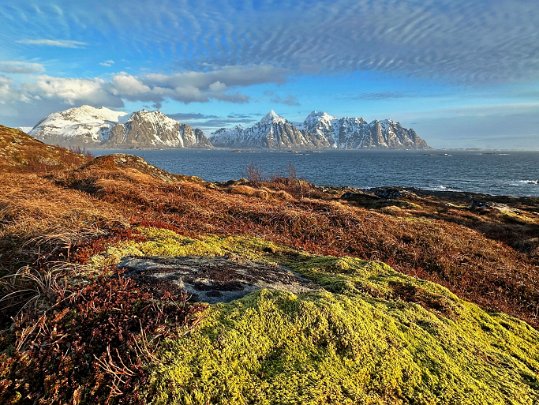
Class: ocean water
91,149,539,197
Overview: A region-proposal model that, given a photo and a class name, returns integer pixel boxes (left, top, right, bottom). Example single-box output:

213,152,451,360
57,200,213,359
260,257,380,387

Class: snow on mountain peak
260,110,286,125
61,105,127,122
29,105,127,144
129,110,176,127
304,111,335,126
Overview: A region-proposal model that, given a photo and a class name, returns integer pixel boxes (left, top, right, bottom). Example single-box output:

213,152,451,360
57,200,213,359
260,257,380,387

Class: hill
0,124,88,170
0,125,537,403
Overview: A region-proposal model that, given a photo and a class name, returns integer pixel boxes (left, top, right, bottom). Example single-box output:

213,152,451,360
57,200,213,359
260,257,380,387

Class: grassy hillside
0,126,537,403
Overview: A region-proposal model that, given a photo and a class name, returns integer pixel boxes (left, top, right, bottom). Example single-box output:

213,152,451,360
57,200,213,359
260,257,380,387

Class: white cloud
110,73,151,97
209,81,226,92
99,60,115,67
26,75,121,106
17,38,86,48
107,65,285,104
0,61,45,74
0,64,285,123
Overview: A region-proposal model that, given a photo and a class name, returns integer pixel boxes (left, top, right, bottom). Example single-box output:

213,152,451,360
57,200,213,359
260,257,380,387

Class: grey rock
118,255,316,304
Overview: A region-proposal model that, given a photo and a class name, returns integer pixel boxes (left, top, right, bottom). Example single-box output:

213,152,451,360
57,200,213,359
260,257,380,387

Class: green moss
90,227,288,269
89,227,539,404
147,290,538,404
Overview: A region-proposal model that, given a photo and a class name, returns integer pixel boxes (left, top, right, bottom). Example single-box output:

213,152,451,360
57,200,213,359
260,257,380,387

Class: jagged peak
130,109,167,118
260,110,286,125
126,110,178,126
305,111,335,122
370,118,399,127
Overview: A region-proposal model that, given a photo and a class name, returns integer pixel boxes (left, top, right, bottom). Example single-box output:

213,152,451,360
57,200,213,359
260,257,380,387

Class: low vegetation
0,126,538,403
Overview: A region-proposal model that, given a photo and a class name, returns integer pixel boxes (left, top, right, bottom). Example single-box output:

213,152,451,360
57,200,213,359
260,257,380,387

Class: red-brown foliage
0,273,204,404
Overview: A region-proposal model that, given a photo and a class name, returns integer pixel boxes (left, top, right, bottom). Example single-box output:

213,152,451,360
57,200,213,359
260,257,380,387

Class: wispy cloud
195,117,257,131
353,92,411,100
0,76,12,103
228,113,258,119
0,60,44,74
17,39,86,48
99,60,115,67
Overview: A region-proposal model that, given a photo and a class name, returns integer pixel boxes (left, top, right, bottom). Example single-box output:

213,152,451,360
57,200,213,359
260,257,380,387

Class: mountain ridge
212,110,429,149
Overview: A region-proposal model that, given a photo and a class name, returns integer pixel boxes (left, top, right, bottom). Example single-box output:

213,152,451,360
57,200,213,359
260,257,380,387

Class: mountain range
28,106,429,149
211,110,428,149
29,106,211,149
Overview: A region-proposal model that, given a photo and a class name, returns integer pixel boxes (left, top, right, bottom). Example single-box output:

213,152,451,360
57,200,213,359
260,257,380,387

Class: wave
518,179,538,185
426,185,462,192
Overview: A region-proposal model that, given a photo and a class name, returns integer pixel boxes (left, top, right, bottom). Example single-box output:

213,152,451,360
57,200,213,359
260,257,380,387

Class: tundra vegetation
0,125,538,404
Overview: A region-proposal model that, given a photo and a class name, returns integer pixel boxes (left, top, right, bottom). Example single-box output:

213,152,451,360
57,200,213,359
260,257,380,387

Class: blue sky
1,0,538,149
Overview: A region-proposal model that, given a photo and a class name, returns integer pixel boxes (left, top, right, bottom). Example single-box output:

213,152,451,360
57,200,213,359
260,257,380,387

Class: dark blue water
91,149,539,197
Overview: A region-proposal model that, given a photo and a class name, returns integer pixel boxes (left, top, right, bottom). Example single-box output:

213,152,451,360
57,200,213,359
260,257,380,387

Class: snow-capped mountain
107,110,211,148
212,110,428,149
30,105,127,146
303,111,428,149
211,110,329,149
29,106,211,149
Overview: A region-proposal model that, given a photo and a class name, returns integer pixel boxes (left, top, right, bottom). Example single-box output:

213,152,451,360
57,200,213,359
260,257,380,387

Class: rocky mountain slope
28,106,428,150
303,111,429,149
212,110,329,149
107,110,211,148
29,106,211,149
213,110,429,149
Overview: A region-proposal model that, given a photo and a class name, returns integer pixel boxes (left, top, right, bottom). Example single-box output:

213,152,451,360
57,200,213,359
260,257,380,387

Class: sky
0,0,538,149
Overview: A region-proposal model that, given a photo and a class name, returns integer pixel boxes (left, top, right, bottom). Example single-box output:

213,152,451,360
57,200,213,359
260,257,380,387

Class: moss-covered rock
90,227,539,404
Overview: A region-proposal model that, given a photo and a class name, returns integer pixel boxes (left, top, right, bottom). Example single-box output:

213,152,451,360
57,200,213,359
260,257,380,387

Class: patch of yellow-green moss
89,227,539,404
90,227,287,269
147,290,538,404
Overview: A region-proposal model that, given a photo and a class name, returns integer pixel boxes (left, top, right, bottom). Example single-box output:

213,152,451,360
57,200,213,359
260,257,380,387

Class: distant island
27,105,429,150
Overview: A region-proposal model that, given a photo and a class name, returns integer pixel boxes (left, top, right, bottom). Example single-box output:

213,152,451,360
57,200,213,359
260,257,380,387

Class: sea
90,149,539,197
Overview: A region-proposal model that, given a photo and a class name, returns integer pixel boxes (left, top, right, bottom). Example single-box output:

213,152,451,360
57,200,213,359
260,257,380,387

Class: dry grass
0,174,127,274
